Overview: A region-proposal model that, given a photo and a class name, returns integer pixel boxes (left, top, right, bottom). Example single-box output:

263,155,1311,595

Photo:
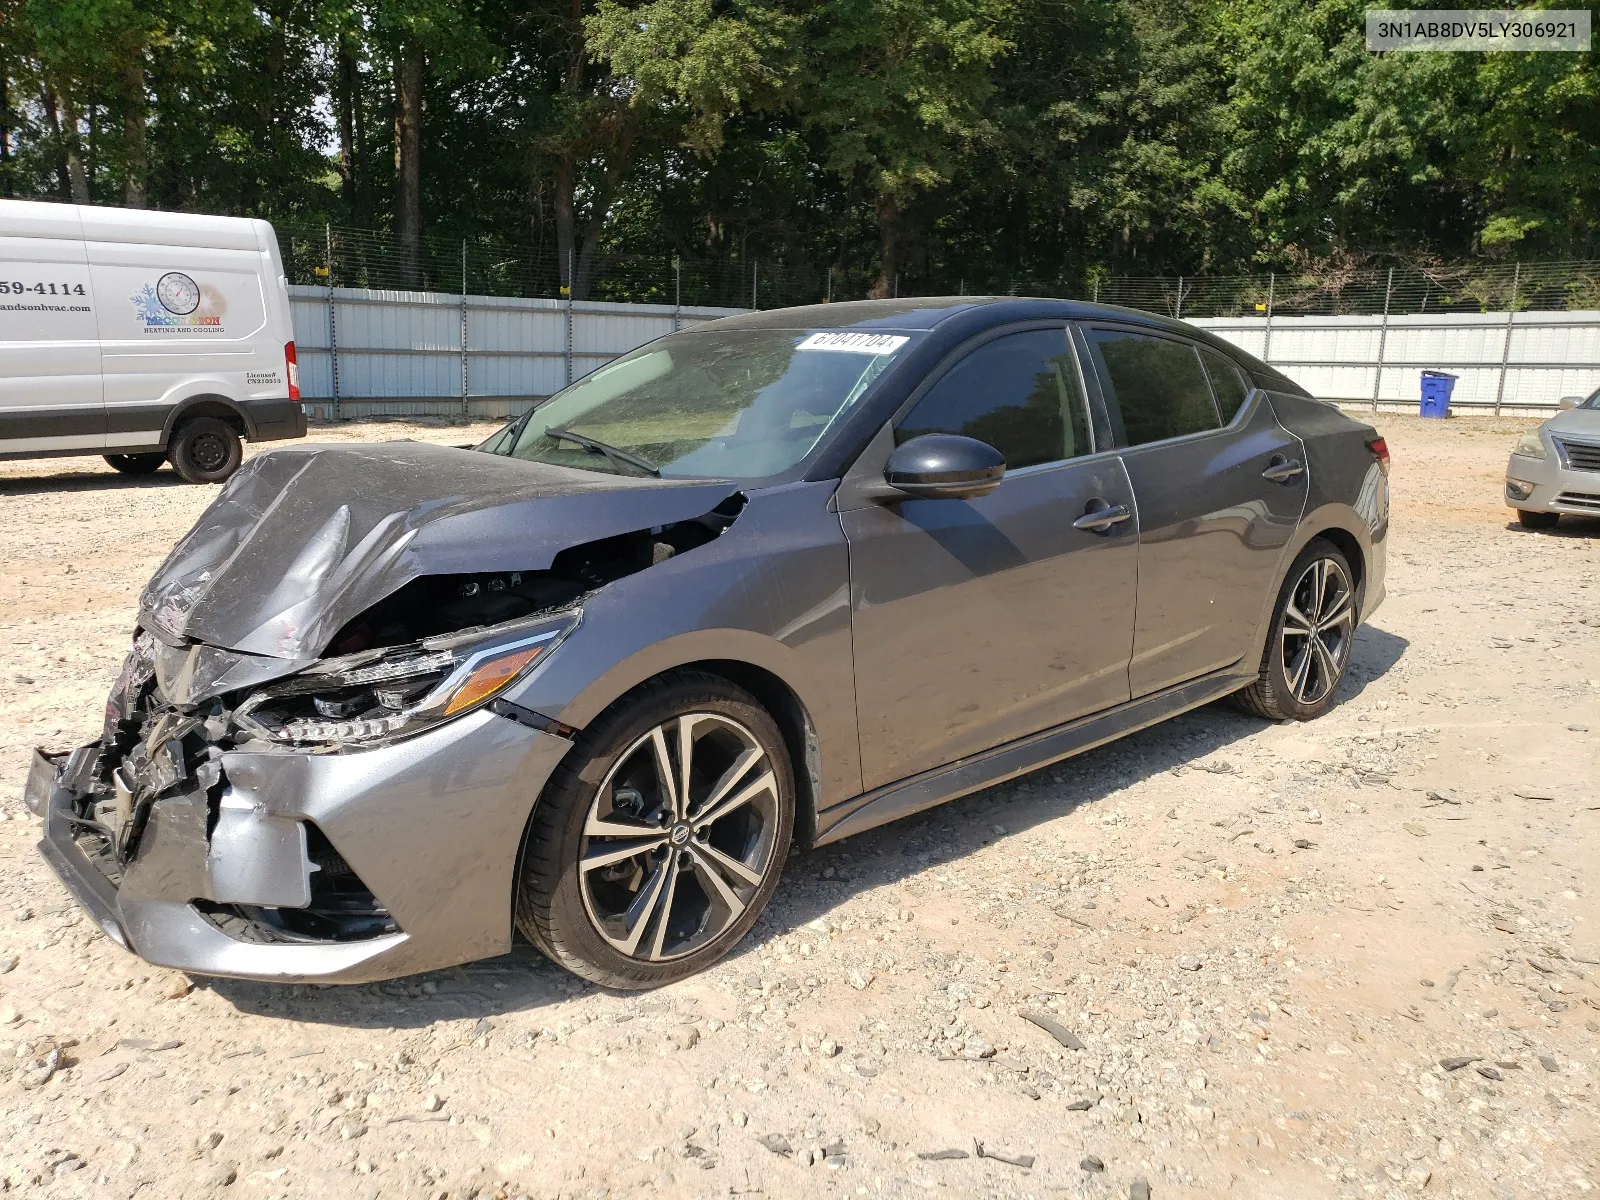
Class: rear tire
168,417,243,484
1233,539,1358,722
1517,509,1559,530
103,453,165,476
514,670,794,989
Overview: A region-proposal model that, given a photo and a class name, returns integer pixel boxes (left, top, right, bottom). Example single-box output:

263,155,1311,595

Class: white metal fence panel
289,287,1599,418
1191,310,1600,412
288,285,744,420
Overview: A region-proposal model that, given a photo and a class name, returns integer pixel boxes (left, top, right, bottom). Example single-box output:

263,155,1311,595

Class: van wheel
515,670,794,989
168,417,243,484
103,453,166,475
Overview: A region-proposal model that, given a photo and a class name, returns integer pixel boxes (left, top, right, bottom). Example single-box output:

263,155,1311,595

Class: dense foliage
1,0,1595,298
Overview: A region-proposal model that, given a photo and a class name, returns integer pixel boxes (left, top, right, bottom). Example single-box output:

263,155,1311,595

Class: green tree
794,0,1008,296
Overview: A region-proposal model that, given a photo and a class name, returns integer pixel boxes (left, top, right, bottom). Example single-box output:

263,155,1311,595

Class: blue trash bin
1420,370,1457,418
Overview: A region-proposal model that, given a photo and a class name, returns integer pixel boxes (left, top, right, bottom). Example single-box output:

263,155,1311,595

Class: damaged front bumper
29,708,574,984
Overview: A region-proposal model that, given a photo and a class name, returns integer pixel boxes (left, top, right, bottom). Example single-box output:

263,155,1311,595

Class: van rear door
0,201,105,454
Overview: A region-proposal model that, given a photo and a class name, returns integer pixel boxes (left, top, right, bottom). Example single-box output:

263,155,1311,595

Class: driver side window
896,328,1093,470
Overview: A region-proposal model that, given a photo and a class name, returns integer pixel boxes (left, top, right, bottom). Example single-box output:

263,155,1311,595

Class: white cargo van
0,199,304,483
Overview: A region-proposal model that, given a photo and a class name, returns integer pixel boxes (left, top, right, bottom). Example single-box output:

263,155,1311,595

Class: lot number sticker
796,332,909,355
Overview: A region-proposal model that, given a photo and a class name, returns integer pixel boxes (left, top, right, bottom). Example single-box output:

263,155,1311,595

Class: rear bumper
28,711,573,984
246,399,307,443
1505,453,1600,515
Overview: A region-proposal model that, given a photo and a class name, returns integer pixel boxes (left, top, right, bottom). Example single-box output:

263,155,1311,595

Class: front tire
168,417,243,484
1233,539,1357,722
515,670,794,989
103,453,165,476
1517,509,1559,530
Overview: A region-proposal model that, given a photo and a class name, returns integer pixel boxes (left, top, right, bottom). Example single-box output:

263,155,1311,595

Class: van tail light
1366,435,1389,476
285,341,300,403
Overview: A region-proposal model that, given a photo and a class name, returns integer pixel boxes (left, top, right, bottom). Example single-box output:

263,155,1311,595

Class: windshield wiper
544,428,661,477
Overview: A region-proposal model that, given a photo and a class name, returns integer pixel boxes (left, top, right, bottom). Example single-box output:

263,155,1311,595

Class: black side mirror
884,434,1006,500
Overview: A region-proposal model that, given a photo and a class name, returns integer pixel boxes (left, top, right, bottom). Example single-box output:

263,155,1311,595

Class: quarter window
1199,347,1252,424
896,329,1092,469
1087,329,1220,447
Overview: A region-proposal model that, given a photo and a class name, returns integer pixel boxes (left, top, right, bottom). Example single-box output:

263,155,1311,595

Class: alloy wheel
1281,557,1355,705
578,713,780,962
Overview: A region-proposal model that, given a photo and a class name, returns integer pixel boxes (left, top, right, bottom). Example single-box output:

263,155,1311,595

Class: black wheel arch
525,656,821,862
1238,508,1373,687
161,395,255,447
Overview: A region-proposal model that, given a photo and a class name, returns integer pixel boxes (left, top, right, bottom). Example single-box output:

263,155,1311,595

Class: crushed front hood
140,441,738,661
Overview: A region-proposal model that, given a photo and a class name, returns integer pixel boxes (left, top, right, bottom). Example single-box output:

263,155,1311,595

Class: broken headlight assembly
232,611,579,749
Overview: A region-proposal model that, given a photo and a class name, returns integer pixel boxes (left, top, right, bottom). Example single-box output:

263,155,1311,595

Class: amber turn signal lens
442,645,546,716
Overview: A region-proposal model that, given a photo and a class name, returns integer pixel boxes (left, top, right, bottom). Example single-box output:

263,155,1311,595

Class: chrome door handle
1073,502,1132,531
1261,456,1304,482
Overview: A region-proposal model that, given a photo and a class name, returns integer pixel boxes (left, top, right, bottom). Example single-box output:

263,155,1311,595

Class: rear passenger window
1199,347,1252,424
1087,329,1220,447
897,328,1092,469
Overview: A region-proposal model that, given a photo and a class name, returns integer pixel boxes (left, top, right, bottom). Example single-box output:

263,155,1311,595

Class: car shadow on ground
205,623,1411,1029
1501,514,1600,538
0,469,186,496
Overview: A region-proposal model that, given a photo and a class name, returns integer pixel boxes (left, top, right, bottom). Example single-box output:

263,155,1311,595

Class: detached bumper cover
32,749,128,949
29,710,574,984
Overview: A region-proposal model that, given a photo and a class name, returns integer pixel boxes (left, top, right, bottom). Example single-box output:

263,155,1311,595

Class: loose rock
1020,1011,1086,1051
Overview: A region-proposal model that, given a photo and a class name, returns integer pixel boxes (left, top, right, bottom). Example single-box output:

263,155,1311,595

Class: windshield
1583,385,1600,410
498,328,919,479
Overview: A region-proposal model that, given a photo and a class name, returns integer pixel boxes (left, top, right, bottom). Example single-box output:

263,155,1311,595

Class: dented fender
503,480,865,812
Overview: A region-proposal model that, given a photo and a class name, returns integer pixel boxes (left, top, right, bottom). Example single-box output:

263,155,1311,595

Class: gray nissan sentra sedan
28,298,1389,989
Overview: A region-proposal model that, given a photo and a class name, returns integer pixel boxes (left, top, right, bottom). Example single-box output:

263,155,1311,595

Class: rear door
1079,324,1306,697
840,324,1139,791
0,202,104,453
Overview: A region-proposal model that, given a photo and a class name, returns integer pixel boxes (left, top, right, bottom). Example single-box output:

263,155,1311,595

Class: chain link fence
279,223,1600,317
278,223,831,310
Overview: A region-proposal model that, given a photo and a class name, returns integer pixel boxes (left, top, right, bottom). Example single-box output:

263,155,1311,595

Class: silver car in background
1505,386,1600,528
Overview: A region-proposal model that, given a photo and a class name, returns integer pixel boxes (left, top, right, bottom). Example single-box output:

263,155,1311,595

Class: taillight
1366,435,1389,476
285,341,301,403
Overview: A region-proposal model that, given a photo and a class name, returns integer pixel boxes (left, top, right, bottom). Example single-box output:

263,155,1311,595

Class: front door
1080,325,1306,697
840,326,1140,792
0,203,104,454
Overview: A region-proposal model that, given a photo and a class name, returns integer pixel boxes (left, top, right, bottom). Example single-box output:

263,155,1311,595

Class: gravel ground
0,413,1595,1200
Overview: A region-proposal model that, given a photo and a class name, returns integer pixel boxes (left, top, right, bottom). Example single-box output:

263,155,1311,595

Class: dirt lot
0,414,1596,1200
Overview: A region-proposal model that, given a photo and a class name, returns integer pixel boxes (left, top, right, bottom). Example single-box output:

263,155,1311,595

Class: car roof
707,295,1194,334
707,299,1203,336
706,296,1310,397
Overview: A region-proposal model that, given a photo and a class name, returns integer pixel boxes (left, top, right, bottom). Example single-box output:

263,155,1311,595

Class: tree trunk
123,61,147,207
393,46,424,286
869,192,900,299
1,66,11,198
337,40,357,212
41,87,71,199
353,52,368,219
553,155,576,298
59,88,90,204
548,0,587,298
